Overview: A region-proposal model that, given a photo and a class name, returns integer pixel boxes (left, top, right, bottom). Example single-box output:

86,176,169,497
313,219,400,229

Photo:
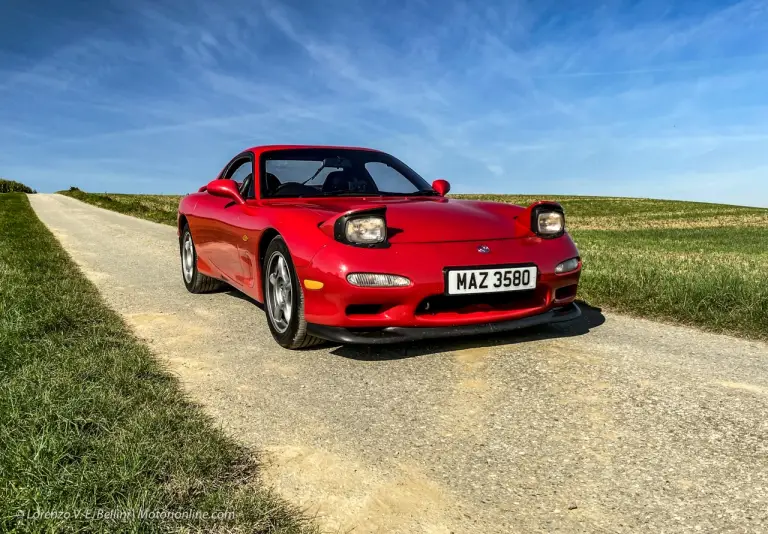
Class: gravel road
30,193,768,533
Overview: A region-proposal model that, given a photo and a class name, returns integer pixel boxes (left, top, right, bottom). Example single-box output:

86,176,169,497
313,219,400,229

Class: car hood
271,197,525,243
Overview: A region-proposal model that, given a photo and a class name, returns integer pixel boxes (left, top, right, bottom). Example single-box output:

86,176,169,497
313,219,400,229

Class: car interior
321,169,377,194
237,172,254,198
228,153,426,198
263,164,381,198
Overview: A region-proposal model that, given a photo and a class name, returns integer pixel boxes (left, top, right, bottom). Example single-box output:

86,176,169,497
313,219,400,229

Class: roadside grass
61,188,179,225
573,227,768,339
0,193,316,532
58,189,768,340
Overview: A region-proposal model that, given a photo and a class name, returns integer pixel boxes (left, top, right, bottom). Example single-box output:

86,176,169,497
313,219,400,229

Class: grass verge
573,227,768,339
58,189,768,340
0,193,316,532
61,188,179,225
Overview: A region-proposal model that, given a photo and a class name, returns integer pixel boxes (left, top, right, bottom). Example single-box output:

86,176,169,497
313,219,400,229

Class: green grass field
59,189,768,340
0,193,316,533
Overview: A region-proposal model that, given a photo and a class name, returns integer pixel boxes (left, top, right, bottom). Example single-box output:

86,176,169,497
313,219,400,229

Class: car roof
245,144,383,156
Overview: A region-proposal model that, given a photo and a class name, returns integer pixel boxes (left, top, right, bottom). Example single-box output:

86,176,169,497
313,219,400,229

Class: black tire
263,236,323,349
180,224,223,293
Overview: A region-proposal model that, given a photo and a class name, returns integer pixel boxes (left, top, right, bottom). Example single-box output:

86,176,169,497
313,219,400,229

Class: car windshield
261,148,436,198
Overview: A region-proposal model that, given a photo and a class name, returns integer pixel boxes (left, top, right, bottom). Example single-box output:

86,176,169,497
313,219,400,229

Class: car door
195,156,253,285
219,157,255,287
191,191,234,278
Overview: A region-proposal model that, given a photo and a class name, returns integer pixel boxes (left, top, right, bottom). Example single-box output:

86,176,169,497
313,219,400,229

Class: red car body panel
178,145,582,342
299,236,580,327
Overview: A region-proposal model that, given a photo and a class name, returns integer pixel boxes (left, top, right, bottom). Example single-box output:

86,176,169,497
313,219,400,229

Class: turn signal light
347,273,411,287
555,257,581,274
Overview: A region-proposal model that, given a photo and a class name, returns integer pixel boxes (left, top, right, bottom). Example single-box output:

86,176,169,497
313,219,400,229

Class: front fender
240,205,331,302
177,194,200,236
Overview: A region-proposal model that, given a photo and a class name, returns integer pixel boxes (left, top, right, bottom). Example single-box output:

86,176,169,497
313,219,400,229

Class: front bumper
298,236,581,328
307,302,581,344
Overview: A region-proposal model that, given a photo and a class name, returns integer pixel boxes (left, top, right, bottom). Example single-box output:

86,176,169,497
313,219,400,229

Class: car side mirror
206,179,245,204
432,179,450,196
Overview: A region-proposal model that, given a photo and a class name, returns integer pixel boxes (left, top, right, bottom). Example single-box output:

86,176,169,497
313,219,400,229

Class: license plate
445,265,537,295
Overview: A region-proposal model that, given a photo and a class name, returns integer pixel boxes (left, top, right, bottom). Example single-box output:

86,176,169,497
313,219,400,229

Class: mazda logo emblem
477,245,490,254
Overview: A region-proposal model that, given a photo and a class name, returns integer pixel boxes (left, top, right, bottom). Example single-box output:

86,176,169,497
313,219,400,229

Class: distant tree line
0,179,36,194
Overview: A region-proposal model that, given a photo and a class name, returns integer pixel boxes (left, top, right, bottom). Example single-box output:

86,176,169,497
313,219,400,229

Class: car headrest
322,170,352,193
265,172,281,194
239,172,254,198
322,169,379,194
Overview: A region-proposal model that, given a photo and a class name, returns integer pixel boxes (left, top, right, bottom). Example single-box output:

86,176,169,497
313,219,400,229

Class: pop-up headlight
345,216,386,245
531,204,565,238
333,208,389,248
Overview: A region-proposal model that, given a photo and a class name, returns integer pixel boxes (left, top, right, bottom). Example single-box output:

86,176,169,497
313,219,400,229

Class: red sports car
178,145,582,348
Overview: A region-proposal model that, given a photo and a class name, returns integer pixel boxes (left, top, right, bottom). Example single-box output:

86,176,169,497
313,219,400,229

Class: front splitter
306,303,581,345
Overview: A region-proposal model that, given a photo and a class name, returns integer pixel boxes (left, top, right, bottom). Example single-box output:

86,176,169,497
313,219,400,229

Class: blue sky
2,0,768,206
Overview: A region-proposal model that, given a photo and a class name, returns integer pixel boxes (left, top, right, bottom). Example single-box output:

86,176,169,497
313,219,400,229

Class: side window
228,160,252,183
226,159,254,198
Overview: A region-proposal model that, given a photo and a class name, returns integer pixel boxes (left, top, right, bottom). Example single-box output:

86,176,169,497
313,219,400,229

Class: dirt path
30,193,768,533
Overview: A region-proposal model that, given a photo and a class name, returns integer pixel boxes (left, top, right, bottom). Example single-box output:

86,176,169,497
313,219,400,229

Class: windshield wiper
409,190,439,196
322,191,384,197
320,190,438,197
379,190,439,196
